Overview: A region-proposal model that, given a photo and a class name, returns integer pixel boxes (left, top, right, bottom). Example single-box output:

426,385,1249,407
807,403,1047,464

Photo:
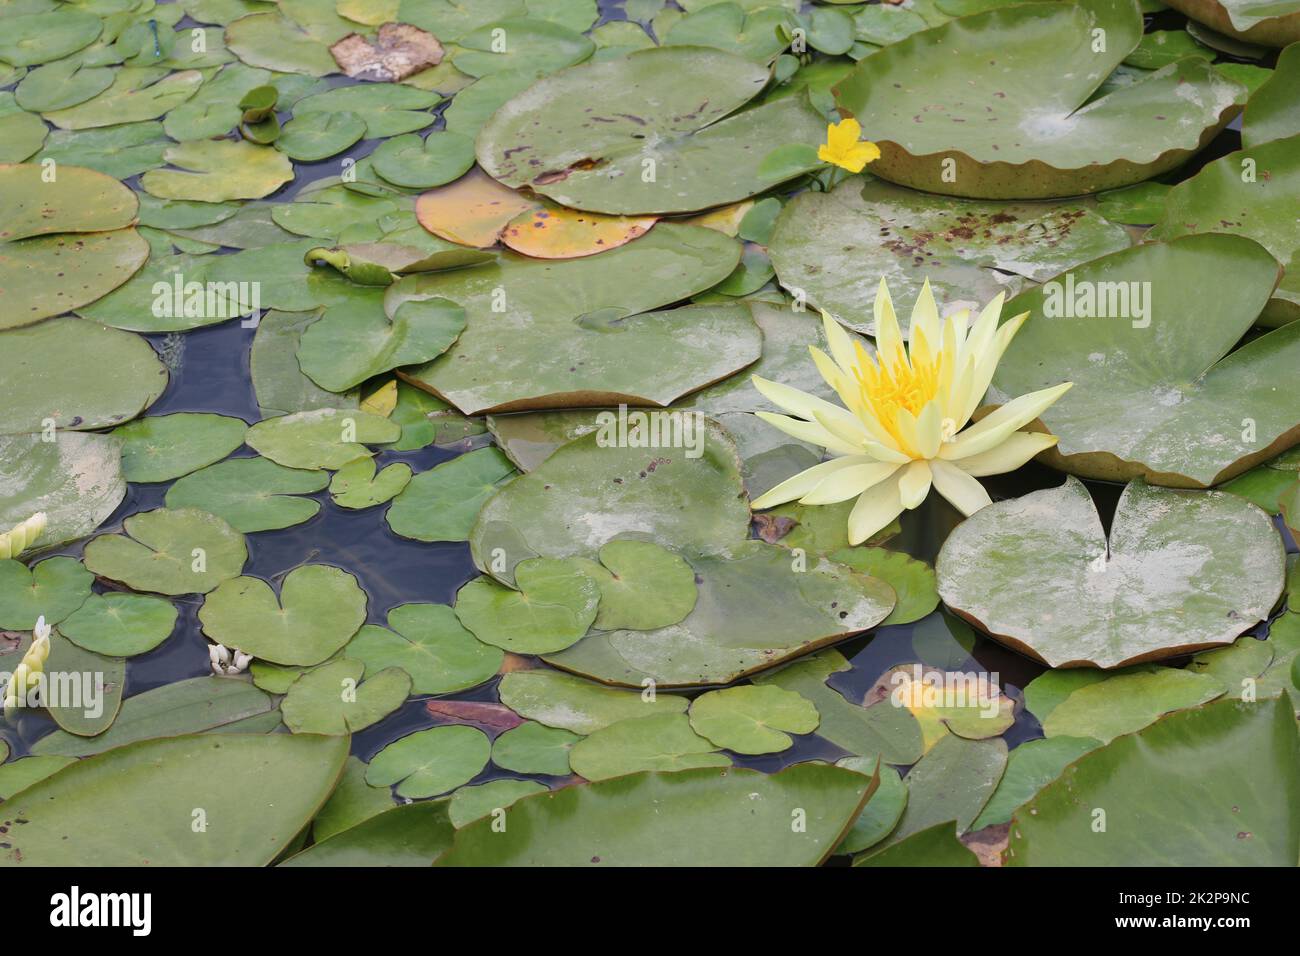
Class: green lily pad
1242,43,1300,147
1147,136,1300,323
345,603,503,695
0,557,92,630
57,592,177,657
490,720,580,776
1041,667,1227,742
45,67,205,130
496,668,687,734
297,296,466,393
385,447,517,542
0,94,47,163
292,83,440,137
199,564,368,666
454,18,594,76
246,408,401,470
329,457,412,509
115,413,247,483
0,756,77,800
834,0,1244,198
165,456,329,532
992,235,1300,485
662,4,795,61
970,735,1101,830
31,676,277,757
370,132,476,189
281,659,412,735
225,12,342,76
162,62,272,141
0,432,124,548
448,779,549,828
278,109,367,161
442,69,546,138
576,540,698,631
396,227,752,415
827,547,938,626
42,630,124,738
937,478,1285,668
854,821,981,867
755,650,925,764
1008,695,1300,865
836,758,907,854
1095,181,1172,225
310,755,395,843
570,712,730,780
84,508,248,596
141,139,294,202
252,311,362,417
454,557,600,654
688,685,819,755
0,9,102,67
477,46,825,214
1123,28,1212,67
286,801,456,867
35,121,170,179
1,733,347,865
365,725,491,798
436,763,874,866
1161,0,1300,46
768,178,1131,335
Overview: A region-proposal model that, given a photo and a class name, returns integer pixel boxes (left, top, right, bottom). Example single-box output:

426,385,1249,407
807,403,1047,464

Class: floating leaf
834,0,1243,198
499,203,658,259
115,413,247,483
970,736,1101,830
246,408,401,470
454,18,594,77
225,12,342,76
0,432,125,548
252,311,361,417
576,540,697,631
199,564,367,666
854,821,981,867
0,756,77,800
1242,43,1300,147
43,631,123,738
345,602,502,695
0,94,47,163
365,725,491,798
436,764,874,866
46,68,205,130
1161,0,1300,46
84,508,248,596
329,457,412,509
663,3,795,62
386,447,516,542
57,592,177,657
476,46,825,214
497,668,687,734
827,547,938,626
310,755,395,843
0,557,92,630
141,139,295,202
415,167,540,248
281,659,411,734
688,685,819,755
277,109,367,161
570,712,730,780
454,557,600,654
992,235,1300,485
836,758,907,854
1042,667,1227,742
2,734,348,865
448,779,548,828
937,478,1285,668
286,801,455,867
165,456,329,532
490,720,579,776
292,83,440,137
370,132,477,189
0,9,102,67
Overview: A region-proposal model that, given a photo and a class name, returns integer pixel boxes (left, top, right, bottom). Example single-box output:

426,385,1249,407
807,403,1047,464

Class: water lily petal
913,400,945,460
815,409,911,463
847,468,907,545
752,374,848,425
873,277,904,369
750,455,875,509
941,381,1072,461
821,309,860,378
755,411,862,456
930,459,993,516
953,430,1059,477
897,459,932,510
908,278,941,355
801,461,901,505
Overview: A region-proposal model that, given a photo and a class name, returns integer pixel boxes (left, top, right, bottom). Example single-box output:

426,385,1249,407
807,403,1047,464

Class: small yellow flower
817,118,881,174
4,615,51,713
0,512,46,560
750,279,1072,544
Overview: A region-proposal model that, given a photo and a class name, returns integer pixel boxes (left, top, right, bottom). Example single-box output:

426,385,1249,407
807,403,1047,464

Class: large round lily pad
768,178,1131,335
83,508,248,596
1,318,168,434
1007,695,1300,865
0,432,124,547
435,764,875,866
199,564,368,666
395,224,752,415
833,0,1245,198
1161,0,1300,46
0,733,348,866
476,46,826,214
57,591,178,657
936,477,1285,668
991,234,1300,486
141,139,295,202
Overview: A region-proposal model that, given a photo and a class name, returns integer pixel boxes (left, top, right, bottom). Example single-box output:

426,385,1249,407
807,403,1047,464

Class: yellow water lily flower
0,512,46,560
750,279,1072,544
817,118,881,174
3,615,50,713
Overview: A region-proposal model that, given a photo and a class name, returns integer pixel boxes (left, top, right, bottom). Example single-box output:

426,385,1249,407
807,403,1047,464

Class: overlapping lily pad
165,456,329,532
246,408,401,470
365,725,490,798
281,659,412,735
937,478,1285,668
454,557,600,654
1162,0,1300,45
0,557,92,630
84,508,248,596
768,179,1131,334
575,540,698,631
0,432,125,547
386,447,516,542
569,712,730,779
833,0,1245,198
497,669,688,734
688,685,819,755
991,235,1300,485
476,46,826,214
345,603,503,695
491,720,580,776
142,139,295,202
115,413,248,483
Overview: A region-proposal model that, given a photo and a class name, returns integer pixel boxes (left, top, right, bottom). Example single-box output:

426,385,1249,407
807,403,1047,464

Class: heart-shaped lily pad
936,478,1285,668
165,456,329,532
292,82,440,137
83,508,248,596
435,763,874,866
345,602,503,695
828,547,938,626
1007,695,1300,865
0,9,102,67
141,139,295,202
225,12,342,77
991,235,1300,486
199,564,368,666
476,46,825,214
297,296,467,393
768,178,1131,335
575,540,698,631
395,224,752,415
834,0,1244,198
0,432,124,548
497,668,688,734
688,684,819,755
453,17,595,76
278,109,367,161
281,659,412,735
454,558,600,654
0,557,92,630
57,592,177,657
569,712,730,780
365,725,491,799
115,413,248,483
370,132,477,189
246,408,401,470
329,457,412,509
490,720,580,776
386,447,517,542
46,68,205,130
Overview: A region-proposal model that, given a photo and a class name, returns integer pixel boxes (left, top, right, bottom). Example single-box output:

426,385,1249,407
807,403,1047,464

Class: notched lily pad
83,508,248,596
454,557,600,654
